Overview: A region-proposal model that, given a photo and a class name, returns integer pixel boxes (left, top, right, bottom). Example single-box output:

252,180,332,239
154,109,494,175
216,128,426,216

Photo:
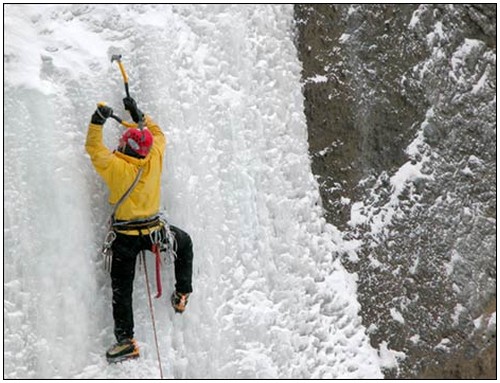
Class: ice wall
4,5,383,379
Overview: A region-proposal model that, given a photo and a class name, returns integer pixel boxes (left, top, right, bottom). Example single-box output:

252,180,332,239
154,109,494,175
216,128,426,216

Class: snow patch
390,308,405,324
378,341,406,370
307,74,328,83
408,5,426,29
339,33,351,44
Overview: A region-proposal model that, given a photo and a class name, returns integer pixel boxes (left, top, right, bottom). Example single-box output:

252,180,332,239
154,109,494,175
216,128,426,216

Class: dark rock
294,4,496,379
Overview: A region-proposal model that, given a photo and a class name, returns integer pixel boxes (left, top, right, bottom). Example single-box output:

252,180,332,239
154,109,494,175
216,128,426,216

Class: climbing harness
102,212,177,299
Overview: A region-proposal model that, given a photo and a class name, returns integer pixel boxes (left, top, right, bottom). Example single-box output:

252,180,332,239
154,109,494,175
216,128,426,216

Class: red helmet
119,128,153,157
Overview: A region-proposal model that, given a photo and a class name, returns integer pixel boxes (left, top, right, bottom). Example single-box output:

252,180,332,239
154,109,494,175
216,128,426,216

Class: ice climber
85,97,194,363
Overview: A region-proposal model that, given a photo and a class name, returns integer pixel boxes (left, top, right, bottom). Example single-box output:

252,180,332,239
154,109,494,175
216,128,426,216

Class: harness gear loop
102,230,117,272
149,226,162,245
158,213,178,264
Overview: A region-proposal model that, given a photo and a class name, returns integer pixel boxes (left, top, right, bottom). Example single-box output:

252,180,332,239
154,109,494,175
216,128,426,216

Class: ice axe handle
111,55,130,97
110,113,137,128
110,114,123,124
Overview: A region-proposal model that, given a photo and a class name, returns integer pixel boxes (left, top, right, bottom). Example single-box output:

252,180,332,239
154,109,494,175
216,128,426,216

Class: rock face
294,4,496,378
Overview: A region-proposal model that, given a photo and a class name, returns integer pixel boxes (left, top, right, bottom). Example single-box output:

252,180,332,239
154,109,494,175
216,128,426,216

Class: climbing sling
101,167,144,272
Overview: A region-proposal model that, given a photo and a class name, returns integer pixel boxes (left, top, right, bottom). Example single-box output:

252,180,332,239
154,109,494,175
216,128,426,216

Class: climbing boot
171,291,190,313
106,338,139,363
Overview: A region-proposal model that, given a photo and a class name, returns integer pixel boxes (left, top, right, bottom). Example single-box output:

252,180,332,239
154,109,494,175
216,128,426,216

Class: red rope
152,244,162,298
141,251,164,379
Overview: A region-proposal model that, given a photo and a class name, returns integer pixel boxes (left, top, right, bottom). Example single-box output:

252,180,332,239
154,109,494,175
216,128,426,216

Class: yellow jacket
85,116,166,231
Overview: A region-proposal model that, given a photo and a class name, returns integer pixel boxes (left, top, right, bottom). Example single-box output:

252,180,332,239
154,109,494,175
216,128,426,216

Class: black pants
110,225,193,342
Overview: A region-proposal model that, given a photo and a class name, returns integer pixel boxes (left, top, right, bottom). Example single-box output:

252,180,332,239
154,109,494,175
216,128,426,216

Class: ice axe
109,54,144,129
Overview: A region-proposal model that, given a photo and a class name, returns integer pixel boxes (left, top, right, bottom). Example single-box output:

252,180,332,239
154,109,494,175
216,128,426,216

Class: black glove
123,96,144,123
91,104,113,125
